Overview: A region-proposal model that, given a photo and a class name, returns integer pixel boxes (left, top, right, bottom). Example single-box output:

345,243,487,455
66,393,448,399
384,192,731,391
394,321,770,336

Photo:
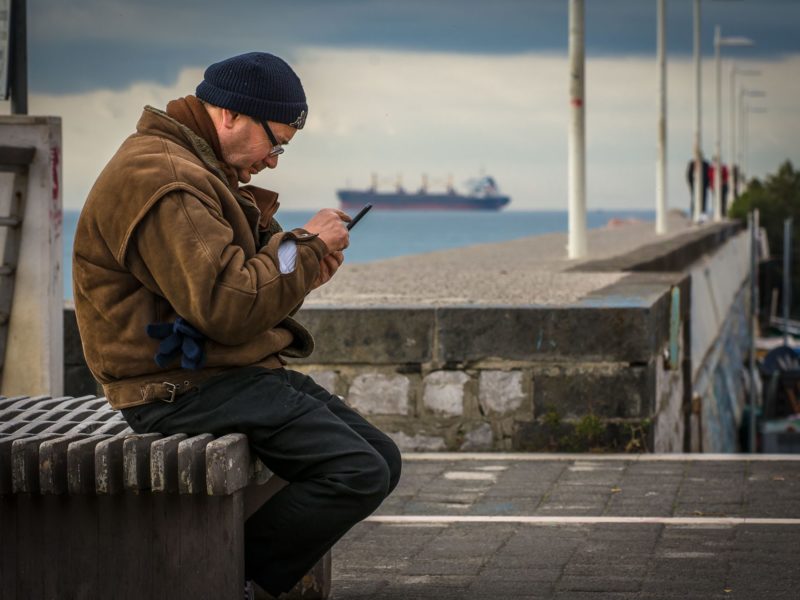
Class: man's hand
311,251,344,290
303,209,351,253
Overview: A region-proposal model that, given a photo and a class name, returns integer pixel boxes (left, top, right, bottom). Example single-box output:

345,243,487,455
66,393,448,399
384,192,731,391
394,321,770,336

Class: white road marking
367,515,800,526
404,452,800,462
443,471,498,481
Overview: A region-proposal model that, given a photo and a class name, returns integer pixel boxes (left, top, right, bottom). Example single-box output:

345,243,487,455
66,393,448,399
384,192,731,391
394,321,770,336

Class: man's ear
220,108,240,129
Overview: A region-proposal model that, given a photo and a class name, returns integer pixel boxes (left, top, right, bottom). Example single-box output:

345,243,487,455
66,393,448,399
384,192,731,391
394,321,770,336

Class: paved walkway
330,454,800,599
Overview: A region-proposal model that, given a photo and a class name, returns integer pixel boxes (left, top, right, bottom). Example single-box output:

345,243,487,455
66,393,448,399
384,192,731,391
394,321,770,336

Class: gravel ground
306,212,699,307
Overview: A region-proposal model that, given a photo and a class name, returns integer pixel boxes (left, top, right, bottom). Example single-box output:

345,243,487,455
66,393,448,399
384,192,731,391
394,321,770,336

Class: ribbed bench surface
1,395,330,599
0,395,269,497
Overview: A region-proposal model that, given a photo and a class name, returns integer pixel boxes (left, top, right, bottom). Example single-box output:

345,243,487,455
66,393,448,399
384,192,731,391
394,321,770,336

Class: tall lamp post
567,0,587,259
729,65,760,201
692,0,703,223
737,88,766,191
656,0,667,235
741,102,767,188
713,27,754,221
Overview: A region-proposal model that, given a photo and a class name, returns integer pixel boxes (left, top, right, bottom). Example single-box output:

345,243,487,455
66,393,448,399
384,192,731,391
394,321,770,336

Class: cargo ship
337,174,511,211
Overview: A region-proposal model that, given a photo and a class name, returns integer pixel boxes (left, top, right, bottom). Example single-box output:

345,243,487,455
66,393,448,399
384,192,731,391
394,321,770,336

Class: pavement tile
556,575,642,593
467,579,555,597
330,457,800,599
402,557,488,576
554,592,641,600
477,567,563,582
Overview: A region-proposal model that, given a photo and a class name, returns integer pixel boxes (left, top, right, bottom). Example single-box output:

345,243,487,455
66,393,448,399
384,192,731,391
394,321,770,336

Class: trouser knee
344,451,392,514
382,438,402,495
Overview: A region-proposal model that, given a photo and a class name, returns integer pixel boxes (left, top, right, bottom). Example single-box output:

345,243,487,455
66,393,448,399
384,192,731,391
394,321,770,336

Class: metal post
715,34,754,210
692,0,703,222
738,89,746,184
749,209,759,452
713,26,722,221
730,64,737,202
567,0,587,259
742,105,749,182
9,0,27,115
783,218,792,348
656,0,667,235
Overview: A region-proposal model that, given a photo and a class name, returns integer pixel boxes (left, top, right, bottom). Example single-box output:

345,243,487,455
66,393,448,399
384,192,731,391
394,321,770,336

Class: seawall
64,213,751,453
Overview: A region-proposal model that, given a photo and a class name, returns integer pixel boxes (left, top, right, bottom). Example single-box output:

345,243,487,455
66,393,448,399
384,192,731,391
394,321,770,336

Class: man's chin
237,170,252,183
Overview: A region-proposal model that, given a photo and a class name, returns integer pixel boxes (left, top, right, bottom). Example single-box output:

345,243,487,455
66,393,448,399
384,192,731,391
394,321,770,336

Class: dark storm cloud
29,0,800,94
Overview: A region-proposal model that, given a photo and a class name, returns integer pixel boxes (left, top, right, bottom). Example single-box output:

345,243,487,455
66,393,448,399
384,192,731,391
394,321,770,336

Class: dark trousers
122,367,402,595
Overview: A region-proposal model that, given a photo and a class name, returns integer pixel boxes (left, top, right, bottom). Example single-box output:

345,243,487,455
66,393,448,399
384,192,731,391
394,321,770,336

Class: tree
730,161,800,320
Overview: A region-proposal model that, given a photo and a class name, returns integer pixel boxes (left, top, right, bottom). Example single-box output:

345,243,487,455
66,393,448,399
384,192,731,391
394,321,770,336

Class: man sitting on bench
72,51,401,598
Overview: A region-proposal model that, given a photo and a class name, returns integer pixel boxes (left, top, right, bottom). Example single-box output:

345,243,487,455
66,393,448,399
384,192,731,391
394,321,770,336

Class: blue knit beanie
196,52,307,129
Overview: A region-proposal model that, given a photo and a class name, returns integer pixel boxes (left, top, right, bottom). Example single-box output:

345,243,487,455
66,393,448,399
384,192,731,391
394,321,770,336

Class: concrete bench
0,395,331,599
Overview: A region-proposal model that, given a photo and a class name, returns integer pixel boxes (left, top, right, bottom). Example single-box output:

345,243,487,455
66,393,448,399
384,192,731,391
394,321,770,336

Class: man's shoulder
103,129,212,191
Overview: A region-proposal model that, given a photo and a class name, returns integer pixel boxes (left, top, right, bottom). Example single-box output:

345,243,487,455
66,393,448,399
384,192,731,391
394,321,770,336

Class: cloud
27,0,800,94
6,48,799,213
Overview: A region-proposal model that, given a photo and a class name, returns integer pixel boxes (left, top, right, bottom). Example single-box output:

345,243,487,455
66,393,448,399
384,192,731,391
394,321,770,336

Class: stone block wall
291,295,683,453
296,366,534,451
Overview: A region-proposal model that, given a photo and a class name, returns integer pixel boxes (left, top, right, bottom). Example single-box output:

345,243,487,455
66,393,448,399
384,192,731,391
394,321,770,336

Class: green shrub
729,160,800,318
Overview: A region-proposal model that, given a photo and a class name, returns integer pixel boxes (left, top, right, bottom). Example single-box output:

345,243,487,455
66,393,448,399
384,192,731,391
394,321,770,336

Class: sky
4,0,800,212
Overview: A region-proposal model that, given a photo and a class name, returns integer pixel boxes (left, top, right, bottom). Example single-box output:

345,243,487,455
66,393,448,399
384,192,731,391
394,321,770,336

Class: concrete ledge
297,279,683,366
575,221,744,273
296,307,435,364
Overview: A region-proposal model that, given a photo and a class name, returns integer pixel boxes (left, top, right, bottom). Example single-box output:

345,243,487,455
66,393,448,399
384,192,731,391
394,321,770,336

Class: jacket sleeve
125,190,327,346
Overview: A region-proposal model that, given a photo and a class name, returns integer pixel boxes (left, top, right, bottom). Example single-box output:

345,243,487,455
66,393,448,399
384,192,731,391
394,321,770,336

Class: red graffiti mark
50,146,63,232
50,146,60,200
571,98,584,108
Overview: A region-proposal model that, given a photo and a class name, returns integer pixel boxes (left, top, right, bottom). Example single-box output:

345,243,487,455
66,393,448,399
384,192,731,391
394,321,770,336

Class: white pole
730,63,737,202
743,104,749,180
568,0,587,259
749,208,760,452
693,0,703,222
736,88,745,180
656,0,667,235
713,26,723,221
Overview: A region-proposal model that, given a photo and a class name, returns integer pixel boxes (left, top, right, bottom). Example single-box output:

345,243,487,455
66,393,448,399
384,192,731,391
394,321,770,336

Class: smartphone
346,204,373,231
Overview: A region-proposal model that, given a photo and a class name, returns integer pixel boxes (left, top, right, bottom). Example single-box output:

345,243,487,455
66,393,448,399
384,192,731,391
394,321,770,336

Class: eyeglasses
260,121,285,157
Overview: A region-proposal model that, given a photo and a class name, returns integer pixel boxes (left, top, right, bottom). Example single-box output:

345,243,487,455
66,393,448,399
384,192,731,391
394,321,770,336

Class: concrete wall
688,231,752,452
288,296,677,452
63,222,752,453
1,116,63,396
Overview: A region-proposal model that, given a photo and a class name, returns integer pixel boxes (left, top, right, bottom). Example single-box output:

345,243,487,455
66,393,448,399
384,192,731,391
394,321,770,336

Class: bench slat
67,435,111,494
0,435,26,495
39,434,88,494
178,434,214,494
150,433,187,493
95,434,130,495
122,433,163,492
11,434,60,493
206,433,250,496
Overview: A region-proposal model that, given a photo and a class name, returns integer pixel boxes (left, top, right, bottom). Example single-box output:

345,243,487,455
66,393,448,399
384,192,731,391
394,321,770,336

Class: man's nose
266,154,279,169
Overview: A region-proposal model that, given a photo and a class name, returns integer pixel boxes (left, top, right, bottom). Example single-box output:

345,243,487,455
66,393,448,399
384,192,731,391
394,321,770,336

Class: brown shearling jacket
72,106,327,409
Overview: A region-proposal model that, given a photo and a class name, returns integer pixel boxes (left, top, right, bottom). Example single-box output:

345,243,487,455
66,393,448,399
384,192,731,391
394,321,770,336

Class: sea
62,208,656,301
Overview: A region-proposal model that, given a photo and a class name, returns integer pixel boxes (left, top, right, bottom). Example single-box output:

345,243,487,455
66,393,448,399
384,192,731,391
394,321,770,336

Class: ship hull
337,190,510,211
